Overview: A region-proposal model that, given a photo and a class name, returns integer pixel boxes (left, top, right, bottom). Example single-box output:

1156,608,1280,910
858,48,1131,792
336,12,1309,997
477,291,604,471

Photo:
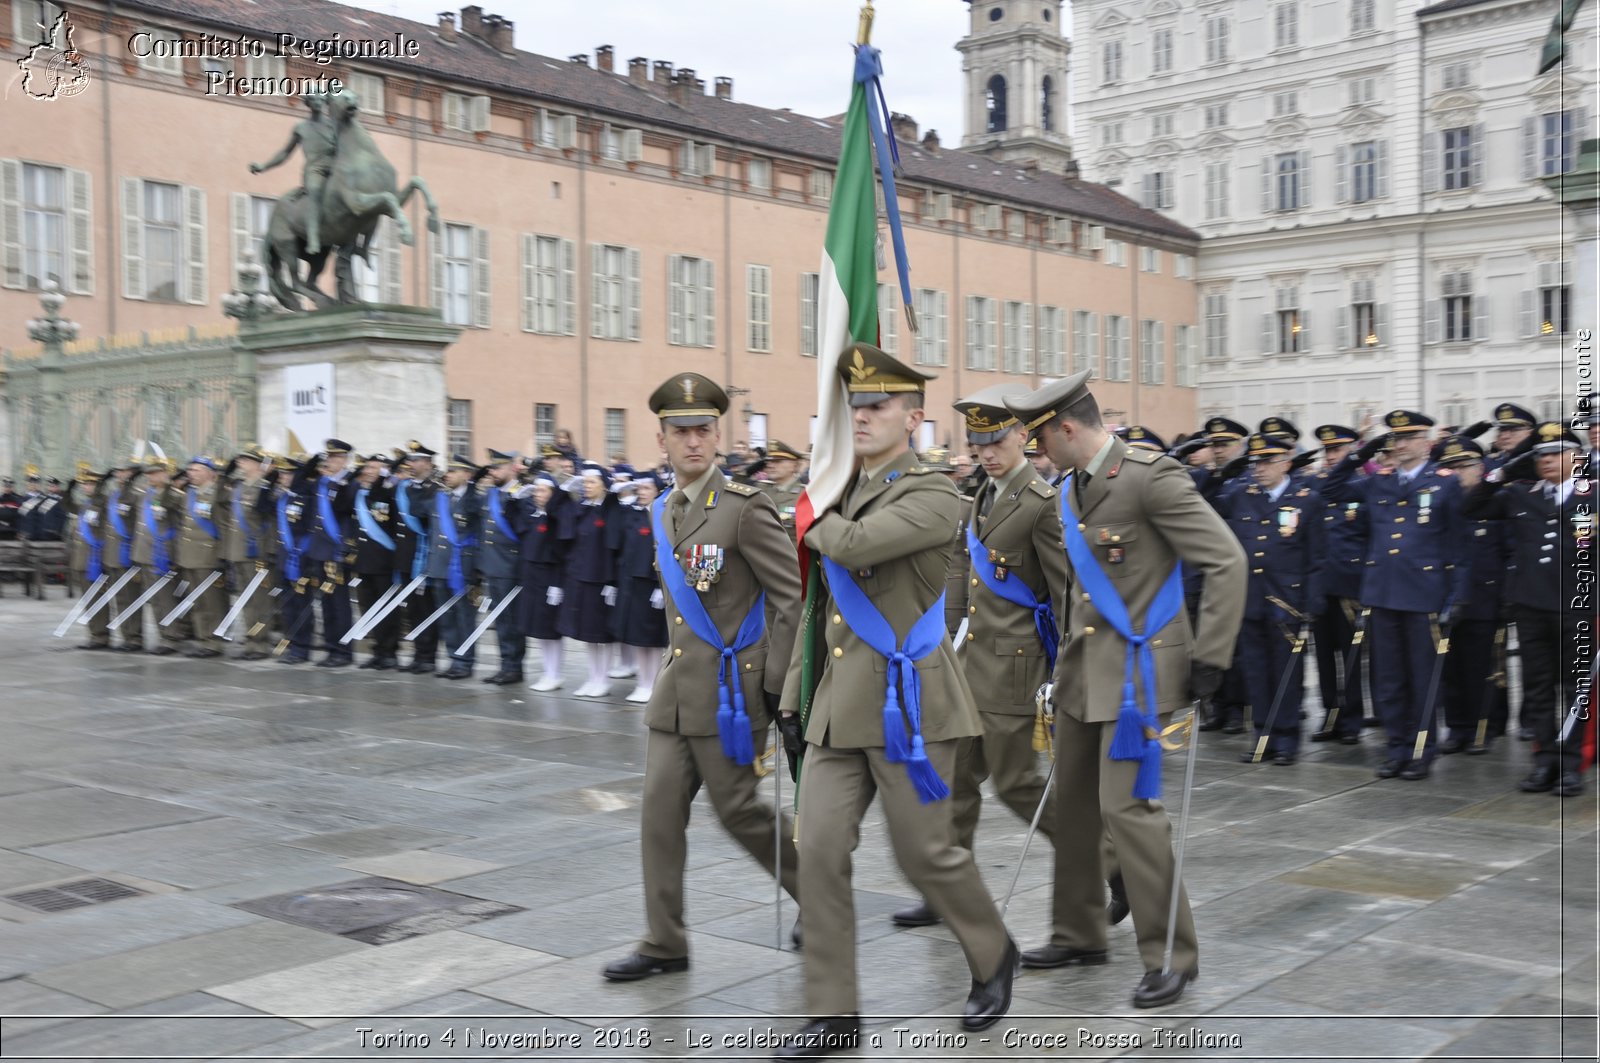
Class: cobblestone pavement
0,592,1594,1062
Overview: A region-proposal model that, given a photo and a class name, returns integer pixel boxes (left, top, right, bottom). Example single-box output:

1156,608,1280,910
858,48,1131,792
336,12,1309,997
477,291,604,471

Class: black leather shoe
186,647,221,658
1221,714,1245,735
1339,734,1362,745
1272,751,1297,766
962,938,1018,1031
1020,942,1109,969
1519,766,1559,793
601,952,688,982
280,653,309,665
442,664,471,680
774,1017,860,1060
791,915,803,949
372,656,398,671
1439,736,1467,755
1375,759,1403,779
1238,749,1264,764
1106,873,1130,927
358,657,382,669
1132,967,1197,1009
1465,740,1491,756
1399,761,1430,781
891,902,940,928
149,646,176,656
482,672,524,685
1310,729,1337,743
1197,703,1224,732
317,656,351,668
76,642,110,651
1555,772,1586,797
239,650,269,661
408,659,435,674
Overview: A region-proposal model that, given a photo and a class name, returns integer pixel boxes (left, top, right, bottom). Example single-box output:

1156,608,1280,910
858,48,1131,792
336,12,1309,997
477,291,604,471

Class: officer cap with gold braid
953,382,1028,444
1383,409,1434,434
485,448,519,467
649,372,728,427
1493,402,1535,429
1247,432,1293,461
919,446,956,472
1532,420,1582,454
1432,435,1484,465
1122,425,1168,453
1259,416,1300,443
1205,416,1249,443
447,453,477,472
1314,424,1359,447
765,439,803,461
839,342,937,407
233,443,269,464
324,438,353,456
406,440,438,461
1001,368,1094,435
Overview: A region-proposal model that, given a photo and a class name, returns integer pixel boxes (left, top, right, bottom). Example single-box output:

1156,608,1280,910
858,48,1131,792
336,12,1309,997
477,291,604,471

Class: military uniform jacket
392,477,436,576
1458,507,1510,621
1216,477,1325,622
128,485,177,568
97,481,136,566
299,474,353,563
956,461,1069,715
424,486,482,582
943,489,974,635
16,491,44,538
32,493,65,540
475,485,523,581
649,469,801,737
340,478,398,576
1321,456,1470,615
64,489,90,569
1310,467,1368,601
1053,438,1247,724
219,477,274,565
759,478,804,542
172,481,223,569
781,449,983,748
1463,476,1594,615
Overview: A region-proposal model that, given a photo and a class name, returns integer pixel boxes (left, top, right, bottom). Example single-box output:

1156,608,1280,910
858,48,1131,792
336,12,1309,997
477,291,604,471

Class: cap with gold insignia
649,372,728,426
1492,403,1535,429
1002,368,1094,434
324,438,353,456
362,452,393,466
75,460,101,482
765,440,803,461
233,443,269,463
953,382,1027,444
143,456,176,474
1531,421,1582,454
1023,435,1040,456
1259,416,1300,443
1383,409,1434,434
1431,435,1484,465
447,453,477,471
406,440,438,461
840,342,937,407
109,454,138,471
24,464,39,480
1122,425,1168,453
919,446,956,472
1247,433,1293,461
1205,416,1249,443
1314,424,1359,447
486,448,519,467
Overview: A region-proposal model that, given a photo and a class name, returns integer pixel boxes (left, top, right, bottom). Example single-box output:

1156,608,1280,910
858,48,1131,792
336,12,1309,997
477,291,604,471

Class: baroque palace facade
0,0,1199,466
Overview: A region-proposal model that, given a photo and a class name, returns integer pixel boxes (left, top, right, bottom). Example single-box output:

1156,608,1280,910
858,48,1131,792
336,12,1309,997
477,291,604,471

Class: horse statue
257,89,439,312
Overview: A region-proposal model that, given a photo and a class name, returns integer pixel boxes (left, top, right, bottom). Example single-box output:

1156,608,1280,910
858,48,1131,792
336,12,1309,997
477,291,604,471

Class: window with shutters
809,169,833,201
448,399,472,459
349,72,385,116
1175,325,1198,387
1103,316,1130,381
1536,260,1571,336
1099,122,1124,148
680,140,716,176
231,193,274,294
1151,28,1174,75
243,53,285,84
668,254,715,348
20,164,64,291
966,296,997,371
523,234,575,335
1273,152,1306,211
534,404,558,447
1539,111,1577,176
119,177,200,303
878,283,900,355
800,272,819,356
1204,16,1229,64
1274,3,1299,49
1003,301,1031,374
748,265,772,352
1349,141,1380,203
1102,40,1123,85
1175,254,1194,279
1348,77,1377,107
1441,127,1475,190
598,124,622,161
1274,286,1306,354
1205,161,1230,220
439,223,474,326
1350,0,1376,34
1072,310,1099,378
1143,171,1174,211
914,288,948,366
1203,103,1229,129
13,1,63,46
136,27,183,74
605,409,626,461
747,158,772,190
443,92,470,132
1273,92,1299,118
1439,62,1471,91
1104,239,1125,267
350,217,400,304
1140,247,1160,273
1150,113,1176,139
1349,278,1381,349
1139,320,1165,384
143,180,183,302
1204,293,1229,359
1442,271,1473,342
592,243,640,341
1037,306,1065,376
10,162,89,294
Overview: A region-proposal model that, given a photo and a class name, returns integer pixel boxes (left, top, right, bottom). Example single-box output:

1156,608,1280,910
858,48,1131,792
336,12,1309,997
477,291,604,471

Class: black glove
1217,455,1249,483
222,456,240,479
1460,420,1493,440
1290,449,1319,471
1499,452,1537,483
774,705,803,784
1354,435,1386,464
1189,661,1223,702
1172,436,1212,460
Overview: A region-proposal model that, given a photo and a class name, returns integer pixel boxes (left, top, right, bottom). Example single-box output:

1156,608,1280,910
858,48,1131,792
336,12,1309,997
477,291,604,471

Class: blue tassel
729,693,755,766
716,684,737,761
906,735,949,804
1131,737,1162,800
1108,683,1147,761
883,685,910,763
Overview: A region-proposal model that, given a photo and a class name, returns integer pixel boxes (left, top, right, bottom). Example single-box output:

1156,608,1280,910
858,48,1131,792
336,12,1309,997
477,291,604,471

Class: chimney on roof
670,67,696,105
569,53,589,66
629,56,649,84
921,129,941,152
653,60,674,83
459,5,483,38
1064,157,1081,180
482,13,514,53
714,76,732,101
596,45,614,73
889,112,917,143
437,11,457,41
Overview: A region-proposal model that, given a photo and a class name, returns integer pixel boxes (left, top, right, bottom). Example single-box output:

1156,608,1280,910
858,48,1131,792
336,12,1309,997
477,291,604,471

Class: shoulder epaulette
723,481,758,496
1026,478,1056,498
1124,448,1161,465
904,465,937,476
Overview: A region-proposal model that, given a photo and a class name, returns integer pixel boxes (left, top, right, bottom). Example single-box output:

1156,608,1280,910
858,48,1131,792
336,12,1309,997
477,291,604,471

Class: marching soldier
1198,416,1251,734
426,456,483,678
1321,411,1469,781
603,373,802,983
345,453,402,670
1478,403,1536,473
915,447,975,643
128,457,180,655
393,443,440,674
1307,425,1368,744
297,440,356,668
517,472,573,692
275,456,318,664
63,464,101,598
219,445,276,659
94,459,142,652
1216,433,1324,765
777,345,1017,1055
755,440,806,542
171,456,228,658
479,450,527,685
1004,372,1245,1009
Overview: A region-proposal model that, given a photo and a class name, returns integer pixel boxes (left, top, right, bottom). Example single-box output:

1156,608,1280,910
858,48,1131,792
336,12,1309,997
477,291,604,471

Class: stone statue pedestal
237,304,460,456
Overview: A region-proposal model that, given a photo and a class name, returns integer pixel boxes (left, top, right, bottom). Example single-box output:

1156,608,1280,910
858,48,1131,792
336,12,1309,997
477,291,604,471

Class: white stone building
1068,0,1595,429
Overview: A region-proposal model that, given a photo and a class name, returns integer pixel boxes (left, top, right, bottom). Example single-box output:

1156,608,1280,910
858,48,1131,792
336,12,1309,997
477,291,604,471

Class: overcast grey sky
344,0,975,142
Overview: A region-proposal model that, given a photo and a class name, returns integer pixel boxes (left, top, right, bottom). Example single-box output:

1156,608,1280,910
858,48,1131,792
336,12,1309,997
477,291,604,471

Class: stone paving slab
0,979,108,1037
337,849,505,885
0,786,212,848
282,824,471,858
0,893,264,979
0,990,300,1059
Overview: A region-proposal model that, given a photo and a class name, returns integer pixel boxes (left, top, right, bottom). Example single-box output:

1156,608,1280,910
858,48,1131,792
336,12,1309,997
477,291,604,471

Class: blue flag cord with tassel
854,44,915,327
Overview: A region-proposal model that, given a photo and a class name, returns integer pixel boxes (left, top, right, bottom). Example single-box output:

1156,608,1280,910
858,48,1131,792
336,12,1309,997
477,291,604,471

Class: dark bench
0,541,33,596
28,541,70,598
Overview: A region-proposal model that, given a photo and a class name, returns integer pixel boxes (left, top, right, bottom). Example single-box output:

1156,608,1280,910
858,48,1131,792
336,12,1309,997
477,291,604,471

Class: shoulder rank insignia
704,489,719,508
723,481,757,496
1026,479,1055,498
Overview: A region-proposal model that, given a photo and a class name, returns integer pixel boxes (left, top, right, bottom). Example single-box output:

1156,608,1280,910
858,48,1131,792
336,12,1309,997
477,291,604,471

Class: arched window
986,74,1008,133
1041,75,1055,132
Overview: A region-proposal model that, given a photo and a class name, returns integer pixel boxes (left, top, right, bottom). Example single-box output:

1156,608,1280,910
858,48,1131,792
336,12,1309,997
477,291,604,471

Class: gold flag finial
857,1,874,46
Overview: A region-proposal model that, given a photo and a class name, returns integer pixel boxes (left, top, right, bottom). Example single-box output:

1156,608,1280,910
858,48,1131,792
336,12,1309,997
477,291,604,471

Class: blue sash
434,491,474,595
142,491,174,575
821,556,950,803
355,488,396,552
316,478,343,544
276,493,310,582
489,488,520,545
187,488,219,541
965,521,1059,672
231,485,259,559
397,480,431,579
108,486,131,568
1059,477,1184,800
79,509,103,582
650,496,765,765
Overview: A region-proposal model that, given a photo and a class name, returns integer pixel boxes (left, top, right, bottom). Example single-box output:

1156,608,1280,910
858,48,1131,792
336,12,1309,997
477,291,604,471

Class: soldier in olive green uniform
777,345,1015,1057
219,446,276,658
94,459,142,651
125,458,181,654
602,374,804,983
1004,372,1246,1009
171,456,228,656
63,463,101,598
755,440,806,543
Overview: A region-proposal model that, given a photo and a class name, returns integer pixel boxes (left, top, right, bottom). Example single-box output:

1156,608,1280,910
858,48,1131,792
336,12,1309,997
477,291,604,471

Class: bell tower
956,0,1074,173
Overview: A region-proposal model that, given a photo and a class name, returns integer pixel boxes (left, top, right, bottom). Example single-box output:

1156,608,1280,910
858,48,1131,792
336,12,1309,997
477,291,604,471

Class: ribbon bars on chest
1060,479,1184,800
822,557,950,804
651,496,765,765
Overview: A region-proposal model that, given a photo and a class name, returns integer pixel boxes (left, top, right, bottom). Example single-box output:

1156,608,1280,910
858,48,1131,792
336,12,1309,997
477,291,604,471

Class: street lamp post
25,281,80,479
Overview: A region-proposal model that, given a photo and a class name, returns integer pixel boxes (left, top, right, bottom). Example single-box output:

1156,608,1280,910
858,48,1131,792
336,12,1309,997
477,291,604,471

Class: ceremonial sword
74,565,141,627
1253,598,1313,763
214,565,270,639
349,574,426,642
339,580,402,644
109,572,173,630
53,573,108,637
1000,681,1056,917
1413,614,1453,763
405,588,466,642
160,570,223,627
1160,701,1202,983
453,587,521,656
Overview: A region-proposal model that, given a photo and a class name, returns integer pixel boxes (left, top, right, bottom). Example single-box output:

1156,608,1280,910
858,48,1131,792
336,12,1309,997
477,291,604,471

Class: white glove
649,588,664,610
546,585,563,606
602,585,618,606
